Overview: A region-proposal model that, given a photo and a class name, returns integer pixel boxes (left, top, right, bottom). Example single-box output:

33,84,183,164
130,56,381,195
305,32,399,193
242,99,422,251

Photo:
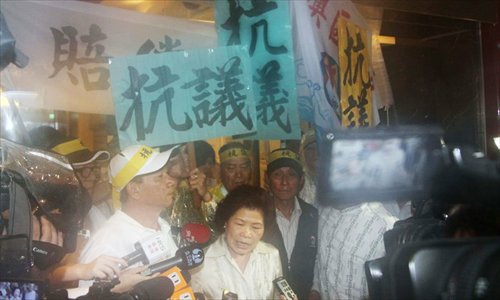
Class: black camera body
316,126,500,300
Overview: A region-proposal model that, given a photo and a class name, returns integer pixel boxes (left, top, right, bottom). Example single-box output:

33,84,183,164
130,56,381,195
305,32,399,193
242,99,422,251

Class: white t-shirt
78,210,177,287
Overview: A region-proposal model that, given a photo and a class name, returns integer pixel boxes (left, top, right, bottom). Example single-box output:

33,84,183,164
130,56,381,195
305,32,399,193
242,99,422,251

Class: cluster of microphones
78,223,211,300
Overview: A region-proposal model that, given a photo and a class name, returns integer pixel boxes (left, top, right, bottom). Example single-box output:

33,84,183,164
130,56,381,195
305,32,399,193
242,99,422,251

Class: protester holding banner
193,141,219,193
200,142,253,233
78,145,179,289
163,143,206,229
191,185,282,299
263,148,318,300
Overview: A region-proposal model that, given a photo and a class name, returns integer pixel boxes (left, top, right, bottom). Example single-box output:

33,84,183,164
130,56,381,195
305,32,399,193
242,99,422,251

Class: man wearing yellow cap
264,148,318,300
78,145,179,288
29,126,113,233
200,142,252,229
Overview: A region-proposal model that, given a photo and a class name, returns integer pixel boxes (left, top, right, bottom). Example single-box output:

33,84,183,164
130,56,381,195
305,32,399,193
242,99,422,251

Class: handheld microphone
222,289,238,300
161,267,191,291
273,277,296,300
117,277,175,300
141,246,204,276
122,233,169,266
171,286,196,300
181,223,211,245
161,267,195,300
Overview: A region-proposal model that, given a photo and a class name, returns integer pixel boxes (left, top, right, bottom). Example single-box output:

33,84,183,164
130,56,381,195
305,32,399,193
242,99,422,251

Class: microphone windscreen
131,277,175,299
181,223,211,244
177,245,205,269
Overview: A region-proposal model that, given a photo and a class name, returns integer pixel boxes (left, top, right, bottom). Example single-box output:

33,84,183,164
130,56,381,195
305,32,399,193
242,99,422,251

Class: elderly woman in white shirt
191,185,282,299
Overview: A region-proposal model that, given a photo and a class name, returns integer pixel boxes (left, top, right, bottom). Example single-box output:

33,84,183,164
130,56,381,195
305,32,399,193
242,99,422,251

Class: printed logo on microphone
182,247,204,268
143,234,168,262
166,271,182,286
192,248,204,264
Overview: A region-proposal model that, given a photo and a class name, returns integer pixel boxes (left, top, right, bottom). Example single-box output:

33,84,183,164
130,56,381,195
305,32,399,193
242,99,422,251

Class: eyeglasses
74,166,102,179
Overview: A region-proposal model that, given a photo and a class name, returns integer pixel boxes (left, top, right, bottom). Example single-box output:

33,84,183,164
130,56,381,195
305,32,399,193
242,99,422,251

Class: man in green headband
200,142,252,229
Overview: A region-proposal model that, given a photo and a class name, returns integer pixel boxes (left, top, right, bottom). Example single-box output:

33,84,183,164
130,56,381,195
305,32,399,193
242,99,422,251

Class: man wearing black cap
264,148,318,300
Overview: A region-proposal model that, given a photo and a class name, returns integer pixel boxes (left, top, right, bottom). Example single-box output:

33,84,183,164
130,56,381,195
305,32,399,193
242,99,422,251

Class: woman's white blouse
191,235,283,299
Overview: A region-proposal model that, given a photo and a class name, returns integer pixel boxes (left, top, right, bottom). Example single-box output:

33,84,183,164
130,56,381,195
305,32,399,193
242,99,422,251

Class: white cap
109,145,177,197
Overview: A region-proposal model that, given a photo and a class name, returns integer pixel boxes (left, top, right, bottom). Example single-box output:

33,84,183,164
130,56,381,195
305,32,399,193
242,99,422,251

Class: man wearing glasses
29,126,112,233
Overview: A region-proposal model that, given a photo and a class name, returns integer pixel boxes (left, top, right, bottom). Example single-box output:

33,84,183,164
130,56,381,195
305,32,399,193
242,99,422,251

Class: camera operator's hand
81,255,127,280
50,255,127,283
32,215,63,247
110,266,157,294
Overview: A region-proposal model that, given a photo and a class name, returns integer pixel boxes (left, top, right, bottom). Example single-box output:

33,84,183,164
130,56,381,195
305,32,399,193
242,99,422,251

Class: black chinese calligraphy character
140,147,153,158
181,67,218,101
49,24,110,91
183,56,253,130
50,26,78,78
221,0,277,46
342,27,369,86
341,26,371,127
249,19,287,56
81,67,110,90
78,24,108,64
137,35,182,55
342,90,369,128
254,60,291,133
143,66,191,132
120,66,149,141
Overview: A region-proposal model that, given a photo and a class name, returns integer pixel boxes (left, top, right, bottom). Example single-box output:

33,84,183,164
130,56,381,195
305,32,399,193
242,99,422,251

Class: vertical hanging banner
290,0,379,136
338,17,373,127
215,0,300,140
109,46,257,149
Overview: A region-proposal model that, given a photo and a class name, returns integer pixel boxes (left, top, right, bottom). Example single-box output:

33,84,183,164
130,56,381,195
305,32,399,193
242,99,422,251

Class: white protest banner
0,0,216,115
291,0,380,134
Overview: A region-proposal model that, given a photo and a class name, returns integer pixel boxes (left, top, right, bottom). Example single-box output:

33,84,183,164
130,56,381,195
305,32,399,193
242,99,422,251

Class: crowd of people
0,282,38,300
2,125,498,300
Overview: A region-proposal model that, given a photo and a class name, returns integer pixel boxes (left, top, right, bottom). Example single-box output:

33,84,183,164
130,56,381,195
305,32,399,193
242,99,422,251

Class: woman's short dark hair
214,185,273,232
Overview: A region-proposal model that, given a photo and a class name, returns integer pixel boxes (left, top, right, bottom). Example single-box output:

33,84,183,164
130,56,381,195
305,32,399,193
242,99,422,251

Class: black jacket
264,198,318,300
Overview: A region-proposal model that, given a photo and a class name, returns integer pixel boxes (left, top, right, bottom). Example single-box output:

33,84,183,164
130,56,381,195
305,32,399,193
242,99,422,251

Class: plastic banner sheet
109,46,257,149
0,0,216,114
215,0,300,140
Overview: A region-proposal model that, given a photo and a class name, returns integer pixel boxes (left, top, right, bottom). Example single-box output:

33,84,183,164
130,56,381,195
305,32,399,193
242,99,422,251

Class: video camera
1,138,92,295
316,125,500,299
